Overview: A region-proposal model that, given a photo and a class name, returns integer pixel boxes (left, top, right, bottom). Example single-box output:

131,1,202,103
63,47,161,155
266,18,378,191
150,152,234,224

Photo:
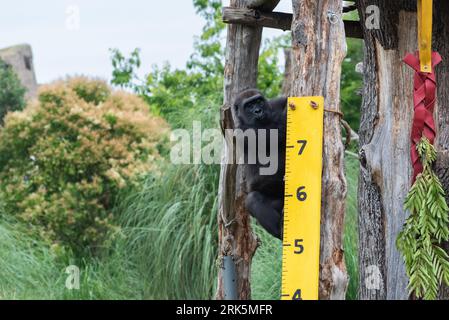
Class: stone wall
0,44,38,99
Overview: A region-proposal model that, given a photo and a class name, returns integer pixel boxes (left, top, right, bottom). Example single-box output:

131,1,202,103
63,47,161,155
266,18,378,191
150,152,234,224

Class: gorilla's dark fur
233,89,287,239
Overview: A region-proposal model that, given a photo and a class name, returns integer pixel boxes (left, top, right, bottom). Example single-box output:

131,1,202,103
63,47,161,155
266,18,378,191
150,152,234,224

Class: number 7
297,140,307,155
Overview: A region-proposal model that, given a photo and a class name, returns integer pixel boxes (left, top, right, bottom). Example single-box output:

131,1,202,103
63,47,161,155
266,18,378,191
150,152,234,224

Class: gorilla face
237,92,272,127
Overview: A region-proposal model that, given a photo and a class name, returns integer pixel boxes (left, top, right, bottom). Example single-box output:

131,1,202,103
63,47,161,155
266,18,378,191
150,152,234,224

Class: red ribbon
403,51,442,182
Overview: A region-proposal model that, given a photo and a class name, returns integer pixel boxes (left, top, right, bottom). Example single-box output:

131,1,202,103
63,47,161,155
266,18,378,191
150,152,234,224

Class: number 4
292,289,303,300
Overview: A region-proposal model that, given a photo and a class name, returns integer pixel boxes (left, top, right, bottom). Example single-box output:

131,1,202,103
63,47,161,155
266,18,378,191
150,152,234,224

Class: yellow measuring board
417,0,433,72
281,97,324,301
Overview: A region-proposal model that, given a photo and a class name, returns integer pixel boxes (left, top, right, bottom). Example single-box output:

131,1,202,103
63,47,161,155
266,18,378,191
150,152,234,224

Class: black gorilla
233,89,287,239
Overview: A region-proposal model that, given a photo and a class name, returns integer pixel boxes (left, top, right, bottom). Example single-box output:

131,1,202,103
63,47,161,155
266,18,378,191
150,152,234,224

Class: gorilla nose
254,108,262,115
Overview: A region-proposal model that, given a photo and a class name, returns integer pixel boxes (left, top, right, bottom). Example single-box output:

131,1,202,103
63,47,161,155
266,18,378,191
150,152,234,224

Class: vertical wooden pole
356,1,426,300
290,0,349,299
216,0,263,300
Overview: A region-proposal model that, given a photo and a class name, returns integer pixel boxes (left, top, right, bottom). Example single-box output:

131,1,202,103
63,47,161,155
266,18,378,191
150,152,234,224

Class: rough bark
290,0,348,300
355,0,449,300
433,0,449,300
216,0,264,300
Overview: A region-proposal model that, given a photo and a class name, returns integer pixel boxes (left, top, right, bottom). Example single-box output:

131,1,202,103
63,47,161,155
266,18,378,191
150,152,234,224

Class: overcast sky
0,1,292,84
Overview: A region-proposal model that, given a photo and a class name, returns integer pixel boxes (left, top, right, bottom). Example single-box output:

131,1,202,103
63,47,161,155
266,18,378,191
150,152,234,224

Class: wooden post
216,0,280,300
290,0,349,299
354,0,449,300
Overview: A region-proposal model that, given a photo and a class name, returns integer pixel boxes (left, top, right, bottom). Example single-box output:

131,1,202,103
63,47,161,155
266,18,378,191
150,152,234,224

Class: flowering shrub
0,77,169,254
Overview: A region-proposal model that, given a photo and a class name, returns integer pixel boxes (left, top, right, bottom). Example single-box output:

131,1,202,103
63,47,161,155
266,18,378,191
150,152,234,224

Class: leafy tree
110,0,286,127
341,38,363,131
111,48,142,92
0,58,26,124
340,10,363,131
258,35,290,99
189,0,225,78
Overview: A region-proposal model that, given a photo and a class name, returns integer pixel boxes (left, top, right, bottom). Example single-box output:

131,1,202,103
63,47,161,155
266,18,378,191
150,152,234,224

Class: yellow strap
281,97,324,300
418,0,433,72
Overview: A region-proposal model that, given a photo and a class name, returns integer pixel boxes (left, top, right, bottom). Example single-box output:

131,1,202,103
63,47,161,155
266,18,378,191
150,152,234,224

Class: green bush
0,58,26,124
0,77,169,255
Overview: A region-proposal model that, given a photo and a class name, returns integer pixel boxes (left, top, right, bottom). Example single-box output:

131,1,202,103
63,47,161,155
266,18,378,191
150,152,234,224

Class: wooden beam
223,7,292,31
246,0,281,11
343,4,357,13
246,0,358,12
222,7,363,39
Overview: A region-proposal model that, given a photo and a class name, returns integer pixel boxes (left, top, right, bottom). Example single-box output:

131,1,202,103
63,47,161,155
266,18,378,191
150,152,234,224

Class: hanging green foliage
397,137,449,300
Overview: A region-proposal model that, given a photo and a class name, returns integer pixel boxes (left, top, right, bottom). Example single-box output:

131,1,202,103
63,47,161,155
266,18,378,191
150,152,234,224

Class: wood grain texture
356,1,426,300
216,0,265,300
222,7,293,31
290,0,348,300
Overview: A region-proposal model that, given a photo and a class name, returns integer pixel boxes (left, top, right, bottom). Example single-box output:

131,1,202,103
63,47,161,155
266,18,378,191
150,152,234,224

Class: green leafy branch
397,137,449,300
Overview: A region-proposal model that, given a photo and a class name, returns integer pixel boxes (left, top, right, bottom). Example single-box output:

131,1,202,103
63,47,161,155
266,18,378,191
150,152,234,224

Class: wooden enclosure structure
217,0,449,300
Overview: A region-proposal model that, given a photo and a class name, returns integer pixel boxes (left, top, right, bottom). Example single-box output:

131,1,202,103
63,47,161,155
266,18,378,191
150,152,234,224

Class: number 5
294,239,304,254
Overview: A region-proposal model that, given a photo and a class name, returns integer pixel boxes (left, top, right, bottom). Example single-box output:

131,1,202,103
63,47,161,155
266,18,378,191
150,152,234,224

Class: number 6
296,186,307,201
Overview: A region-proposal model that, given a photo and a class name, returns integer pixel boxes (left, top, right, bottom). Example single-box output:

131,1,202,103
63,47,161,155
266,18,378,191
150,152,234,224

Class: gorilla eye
243,96,265,112
244,102,255,110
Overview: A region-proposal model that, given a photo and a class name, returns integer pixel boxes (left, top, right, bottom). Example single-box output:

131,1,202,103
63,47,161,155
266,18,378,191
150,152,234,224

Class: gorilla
233,89,287,239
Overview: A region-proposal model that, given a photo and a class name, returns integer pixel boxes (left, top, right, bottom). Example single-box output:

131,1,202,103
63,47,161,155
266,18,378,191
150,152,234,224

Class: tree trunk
290,0,348,300
357,0,415,301
216,0,264,300
356,0,449,300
